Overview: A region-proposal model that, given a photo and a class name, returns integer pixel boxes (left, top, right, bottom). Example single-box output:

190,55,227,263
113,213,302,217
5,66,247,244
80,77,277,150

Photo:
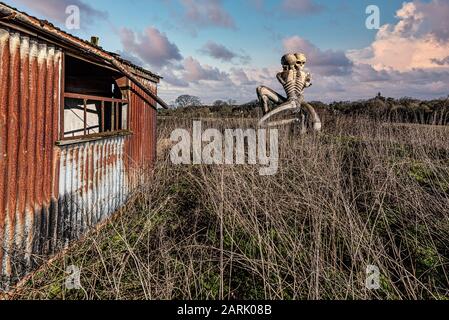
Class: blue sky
7,0,448,104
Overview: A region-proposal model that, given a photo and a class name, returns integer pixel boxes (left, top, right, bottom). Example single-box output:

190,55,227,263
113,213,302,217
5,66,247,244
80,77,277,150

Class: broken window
62,54,129,139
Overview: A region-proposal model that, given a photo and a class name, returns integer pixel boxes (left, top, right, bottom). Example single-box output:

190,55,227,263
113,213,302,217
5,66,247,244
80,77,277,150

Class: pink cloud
199,41,250,64
181,57,229,82
14,0,107,26
283,36,353,76
281,0,324,16
180,0,235,30
119,27,182,68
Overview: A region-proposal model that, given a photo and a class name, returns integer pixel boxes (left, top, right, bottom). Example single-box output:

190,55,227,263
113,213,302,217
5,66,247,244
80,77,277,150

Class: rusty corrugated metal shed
0,3,160,290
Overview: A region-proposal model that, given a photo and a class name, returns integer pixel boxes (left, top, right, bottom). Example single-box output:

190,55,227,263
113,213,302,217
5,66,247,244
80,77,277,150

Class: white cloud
348,1,449,72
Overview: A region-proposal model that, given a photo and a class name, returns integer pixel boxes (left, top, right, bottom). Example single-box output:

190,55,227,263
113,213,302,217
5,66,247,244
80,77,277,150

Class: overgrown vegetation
7,113,449,300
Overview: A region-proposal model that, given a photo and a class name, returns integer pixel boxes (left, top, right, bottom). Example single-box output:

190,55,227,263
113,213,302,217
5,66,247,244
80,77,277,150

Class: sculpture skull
295,53,307,70
281,53,297,70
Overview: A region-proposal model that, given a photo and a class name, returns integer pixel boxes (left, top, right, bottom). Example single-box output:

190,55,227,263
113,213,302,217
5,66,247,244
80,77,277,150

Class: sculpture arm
305,72,312,88
277,72,286,86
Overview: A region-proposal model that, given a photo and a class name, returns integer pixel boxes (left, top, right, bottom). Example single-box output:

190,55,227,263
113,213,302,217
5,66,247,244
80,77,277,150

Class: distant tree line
171,95,238,109
162,94,449,125
327,95,449,125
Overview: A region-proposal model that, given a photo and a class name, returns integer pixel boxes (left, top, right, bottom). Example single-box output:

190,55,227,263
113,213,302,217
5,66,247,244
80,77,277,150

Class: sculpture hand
276,73,286,86
305,72,312,88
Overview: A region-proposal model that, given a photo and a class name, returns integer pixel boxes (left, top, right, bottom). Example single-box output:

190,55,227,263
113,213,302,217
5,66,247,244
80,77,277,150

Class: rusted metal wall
0,27,158,290
58,137,129,243
0,27,62,286
126,80,157,188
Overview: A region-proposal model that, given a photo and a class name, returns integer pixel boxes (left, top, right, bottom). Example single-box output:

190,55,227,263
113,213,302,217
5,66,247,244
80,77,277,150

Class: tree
213,100,228,107
175,95,202,108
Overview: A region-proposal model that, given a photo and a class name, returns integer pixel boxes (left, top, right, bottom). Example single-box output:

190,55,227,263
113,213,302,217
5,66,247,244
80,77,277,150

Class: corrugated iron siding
127,80,157,187
0,27,62,285
58,137,129,243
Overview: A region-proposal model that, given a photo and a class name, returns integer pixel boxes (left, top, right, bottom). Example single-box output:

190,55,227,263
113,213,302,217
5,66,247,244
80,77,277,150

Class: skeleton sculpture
256,53,321,132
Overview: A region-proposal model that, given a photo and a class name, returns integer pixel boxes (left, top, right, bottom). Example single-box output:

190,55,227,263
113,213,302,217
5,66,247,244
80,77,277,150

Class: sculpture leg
256,86,286,114
265,118,301,127
302,102,322,132
298,111,307,135
258,100,299,127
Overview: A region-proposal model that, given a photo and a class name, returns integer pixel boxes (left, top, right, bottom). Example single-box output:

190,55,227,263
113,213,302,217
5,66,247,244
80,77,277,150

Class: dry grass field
6,114,449,300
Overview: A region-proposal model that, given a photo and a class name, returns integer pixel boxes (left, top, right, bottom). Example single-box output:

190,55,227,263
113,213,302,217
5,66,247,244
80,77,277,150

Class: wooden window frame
59,53,131,142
